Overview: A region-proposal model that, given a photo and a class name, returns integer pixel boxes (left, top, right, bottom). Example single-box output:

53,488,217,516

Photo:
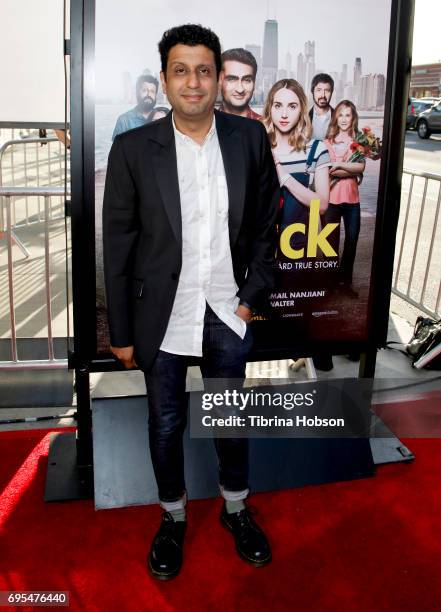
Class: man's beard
315,97,330,109
138,96,155,113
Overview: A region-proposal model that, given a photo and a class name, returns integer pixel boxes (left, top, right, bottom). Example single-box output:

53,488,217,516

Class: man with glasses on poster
103,24,279,579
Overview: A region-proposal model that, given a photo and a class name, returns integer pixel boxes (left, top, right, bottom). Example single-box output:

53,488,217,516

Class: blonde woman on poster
262,79,330,257
324,100,366,298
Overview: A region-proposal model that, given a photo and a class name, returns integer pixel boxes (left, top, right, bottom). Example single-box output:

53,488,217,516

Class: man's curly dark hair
310,73,335,95
158,24,222,78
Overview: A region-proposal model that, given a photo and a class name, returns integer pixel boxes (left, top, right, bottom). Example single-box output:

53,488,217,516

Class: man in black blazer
103,24,279,580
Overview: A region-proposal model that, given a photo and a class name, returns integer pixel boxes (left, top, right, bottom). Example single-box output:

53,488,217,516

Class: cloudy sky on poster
95,0,392,99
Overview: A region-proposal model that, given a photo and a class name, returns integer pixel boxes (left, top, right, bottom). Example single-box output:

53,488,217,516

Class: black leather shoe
312,353,334,371
147,512,186,580
220,504,271,567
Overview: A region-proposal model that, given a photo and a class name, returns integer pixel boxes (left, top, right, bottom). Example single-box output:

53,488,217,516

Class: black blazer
103,109,280,371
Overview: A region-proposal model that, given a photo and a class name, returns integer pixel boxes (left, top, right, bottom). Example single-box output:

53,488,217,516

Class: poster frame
69,0,415,373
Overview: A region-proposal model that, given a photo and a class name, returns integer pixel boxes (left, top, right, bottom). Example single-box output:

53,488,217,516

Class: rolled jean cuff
220,485,249,502
159,491,187,512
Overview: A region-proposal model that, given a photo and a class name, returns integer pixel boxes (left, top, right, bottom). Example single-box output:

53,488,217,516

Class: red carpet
1,429,441,611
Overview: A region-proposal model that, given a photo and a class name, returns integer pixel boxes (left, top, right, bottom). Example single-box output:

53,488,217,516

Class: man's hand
235,304,253,323
110,345,138,369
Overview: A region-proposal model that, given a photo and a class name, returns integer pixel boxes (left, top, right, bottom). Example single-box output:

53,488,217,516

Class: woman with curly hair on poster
324,100,366,298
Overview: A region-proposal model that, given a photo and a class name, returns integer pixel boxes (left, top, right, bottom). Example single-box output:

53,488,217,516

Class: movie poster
94,0,392,354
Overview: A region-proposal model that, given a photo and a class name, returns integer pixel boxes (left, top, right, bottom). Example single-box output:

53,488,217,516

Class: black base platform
91,395,376,509
45,432,93,502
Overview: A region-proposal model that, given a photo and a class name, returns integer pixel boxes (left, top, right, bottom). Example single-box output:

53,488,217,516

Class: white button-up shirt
160,114,246,357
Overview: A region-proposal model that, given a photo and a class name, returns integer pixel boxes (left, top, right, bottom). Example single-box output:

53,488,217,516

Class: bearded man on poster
112,74,159,140
103,24,279,579
309,73,335,141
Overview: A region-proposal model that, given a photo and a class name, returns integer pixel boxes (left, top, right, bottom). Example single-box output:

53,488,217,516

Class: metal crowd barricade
393,169,441,318
0,186,69,369
0,136,64,235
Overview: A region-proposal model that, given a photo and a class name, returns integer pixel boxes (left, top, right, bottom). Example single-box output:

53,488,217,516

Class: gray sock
225,499,246,514
169,507,186,522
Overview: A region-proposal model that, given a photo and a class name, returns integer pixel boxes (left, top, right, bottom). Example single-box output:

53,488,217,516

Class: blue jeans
323,203,361,284
144,302,253,503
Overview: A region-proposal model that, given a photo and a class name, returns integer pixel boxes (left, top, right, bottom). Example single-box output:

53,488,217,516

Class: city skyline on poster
96,0,390,112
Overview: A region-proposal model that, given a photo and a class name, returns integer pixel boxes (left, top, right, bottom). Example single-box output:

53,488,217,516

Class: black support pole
357,0,415,383
75,367,94,469
45,0,95,501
